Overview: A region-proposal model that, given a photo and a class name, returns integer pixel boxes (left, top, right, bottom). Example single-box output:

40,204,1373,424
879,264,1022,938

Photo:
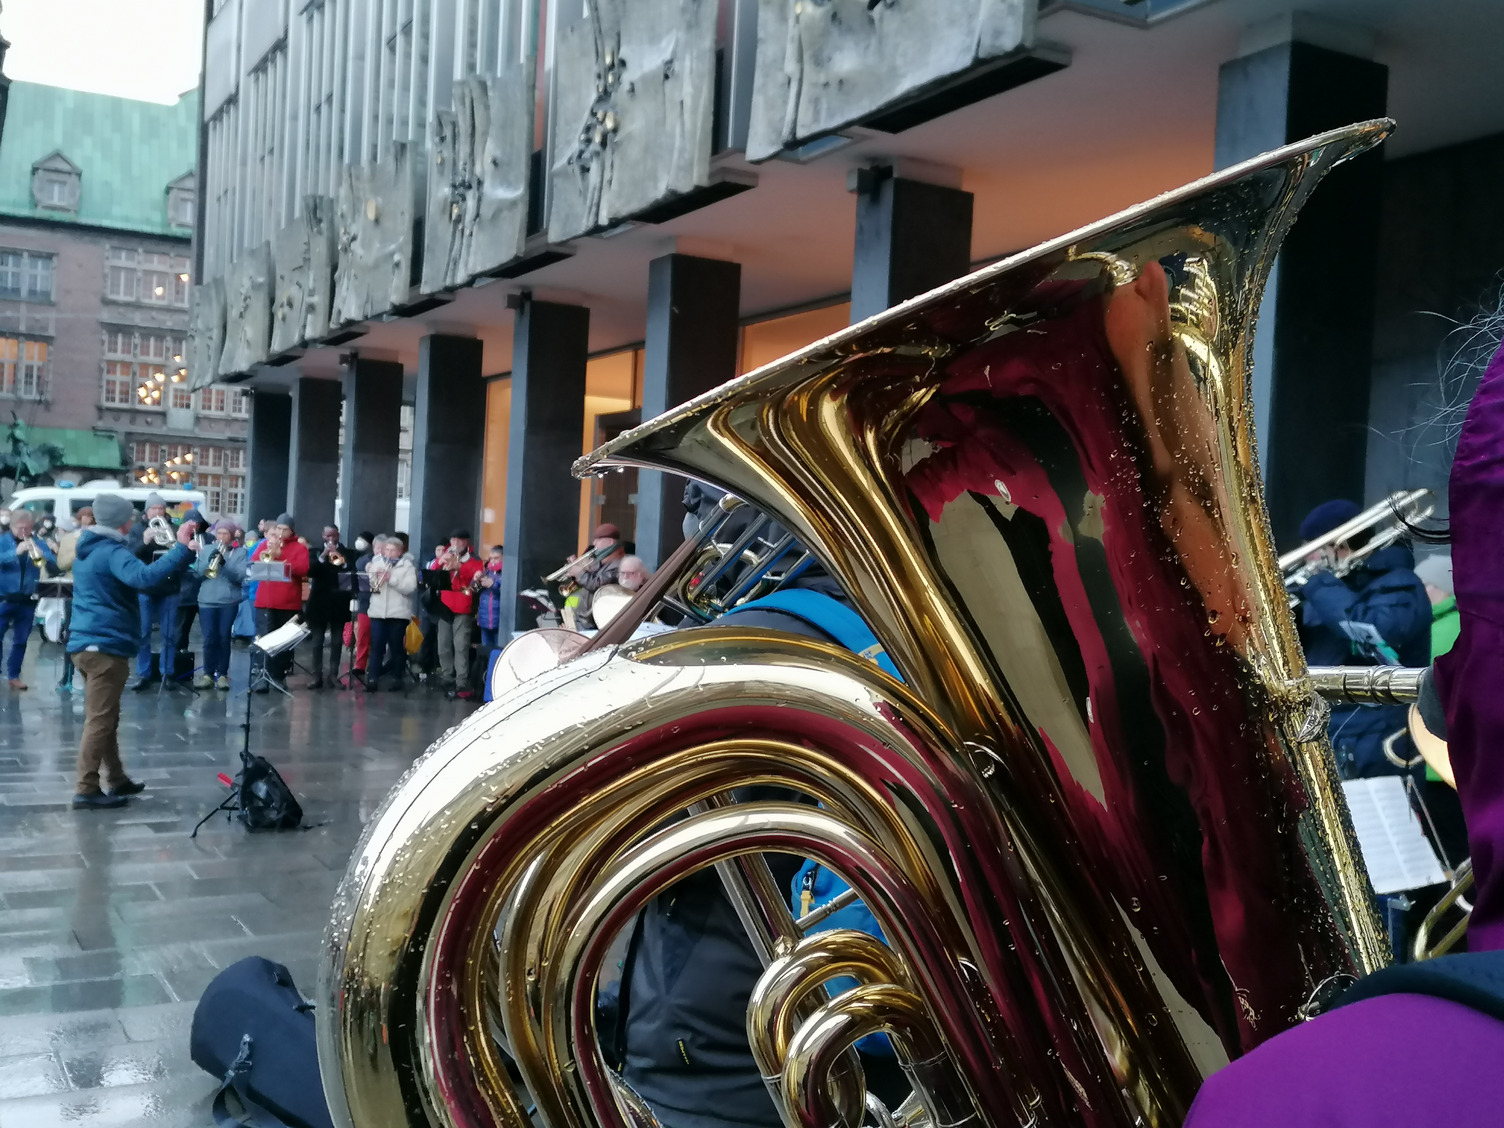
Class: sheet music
1342,776,1448,895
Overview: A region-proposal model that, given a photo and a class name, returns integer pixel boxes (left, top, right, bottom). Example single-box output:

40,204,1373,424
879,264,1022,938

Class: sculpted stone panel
188,279,226,390
547,0,718,241
271,196,338,352
331,145,418,325
745,0,1032,162
422,73,533,292
219,244,273,378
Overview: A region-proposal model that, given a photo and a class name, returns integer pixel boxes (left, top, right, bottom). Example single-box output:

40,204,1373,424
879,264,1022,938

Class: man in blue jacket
0,508,57,690
1294,499,1431,778
69,493,195,808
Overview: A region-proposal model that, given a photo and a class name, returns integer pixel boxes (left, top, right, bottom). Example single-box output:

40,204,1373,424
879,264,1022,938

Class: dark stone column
338,357,404,539
1216,40,1387,546
287,376,342,531
246,389,291,527
501,299,589,632
410,335,487,560
637,253,742,568
849,170,973,324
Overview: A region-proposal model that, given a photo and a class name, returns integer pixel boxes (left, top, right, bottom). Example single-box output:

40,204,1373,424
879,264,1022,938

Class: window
100,330,186,409
169,189,195,229
106,247,191,307
0,337,48,398
131,441,246,515
0,250,55,301
30,153,80,213
196,385,251,417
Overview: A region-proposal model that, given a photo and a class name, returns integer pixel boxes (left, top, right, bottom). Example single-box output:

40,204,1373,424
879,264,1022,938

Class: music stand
336,572,370,690
249,615,308,698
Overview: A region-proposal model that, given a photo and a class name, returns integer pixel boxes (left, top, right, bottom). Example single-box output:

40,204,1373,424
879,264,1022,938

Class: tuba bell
148,514,175,548
320,121,1396,1128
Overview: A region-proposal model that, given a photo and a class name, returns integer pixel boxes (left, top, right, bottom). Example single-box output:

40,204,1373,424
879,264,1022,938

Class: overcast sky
2,0,203,104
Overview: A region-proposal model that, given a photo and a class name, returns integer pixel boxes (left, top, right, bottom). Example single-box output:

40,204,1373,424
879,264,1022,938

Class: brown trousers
73,649,131,794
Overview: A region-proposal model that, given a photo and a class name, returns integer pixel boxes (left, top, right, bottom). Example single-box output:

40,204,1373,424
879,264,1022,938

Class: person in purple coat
1185,334,1504,1125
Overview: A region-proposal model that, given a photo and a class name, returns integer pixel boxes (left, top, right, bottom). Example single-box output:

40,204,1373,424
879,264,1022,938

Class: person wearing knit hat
249,512,310,688
125,492,184,690
66,494,196,808
1415,552,1460,658
562,522,626,631
191,518,248,690
1292,496,1430,780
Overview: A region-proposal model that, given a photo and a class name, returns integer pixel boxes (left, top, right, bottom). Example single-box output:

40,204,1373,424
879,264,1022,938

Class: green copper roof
0,81,197,238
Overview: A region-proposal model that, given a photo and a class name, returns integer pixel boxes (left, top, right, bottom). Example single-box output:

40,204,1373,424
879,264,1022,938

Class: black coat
128,517,180,598
307,543,356,620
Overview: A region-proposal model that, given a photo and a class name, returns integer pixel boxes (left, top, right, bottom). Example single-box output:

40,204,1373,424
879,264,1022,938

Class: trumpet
205,548,224,579
26,538,43,567
147,515,175,548
324,547,346,568
1281,488,1433,600
261,534,283,562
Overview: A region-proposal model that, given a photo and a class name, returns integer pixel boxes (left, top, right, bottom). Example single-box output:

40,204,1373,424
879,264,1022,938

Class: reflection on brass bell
366,199,379,222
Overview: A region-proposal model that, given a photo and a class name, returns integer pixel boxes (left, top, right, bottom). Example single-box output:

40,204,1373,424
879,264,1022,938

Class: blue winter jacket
193,542,249,606
1299,544,1430,778
0,533,57,601
69,529,192,657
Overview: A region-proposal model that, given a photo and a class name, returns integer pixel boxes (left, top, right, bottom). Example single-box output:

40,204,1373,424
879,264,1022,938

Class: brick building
0,81,248,522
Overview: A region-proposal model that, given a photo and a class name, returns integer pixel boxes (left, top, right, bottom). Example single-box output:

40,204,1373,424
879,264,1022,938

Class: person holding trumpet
0,508,58,690
364,535,417,692
127,493,182,691
249,513,310,689
306,523,356,689
193,520,247,690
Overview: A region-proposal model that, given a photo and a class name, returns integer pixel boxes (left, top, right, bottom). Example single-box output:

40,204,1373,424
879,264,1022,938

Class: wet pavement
0,636,477,1126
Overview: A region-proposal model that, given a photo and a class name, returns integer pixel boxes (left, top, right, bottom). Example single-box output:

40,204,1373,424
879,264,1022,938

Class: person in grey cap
67,493,195,808
126,491,183,691
1415,552,1459,659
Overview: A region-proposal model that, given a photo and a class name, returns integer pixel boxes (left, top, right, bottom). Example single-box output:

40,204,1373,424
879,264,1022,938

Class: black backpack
190,957,334,1128
192,751,305,838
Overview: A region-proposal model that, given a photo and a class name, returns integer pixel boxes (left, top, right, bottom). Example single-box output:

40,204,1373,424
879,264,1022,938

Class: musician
54,507,94,691
433,530,483,699
350,532,375,682
193,521,247,690
127,493,181,691
1294,499,1430,779
364,535,417,692
249,513,311,689
306,524,356,689
67,493,195,808
565,522,626,630
171,509,211,677
475,544,505,652
0,509,58,691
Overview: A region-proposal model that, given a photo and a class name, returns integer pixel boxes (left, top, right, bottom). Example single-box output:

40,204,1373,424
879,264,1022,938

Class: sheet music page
1341,776,1449,895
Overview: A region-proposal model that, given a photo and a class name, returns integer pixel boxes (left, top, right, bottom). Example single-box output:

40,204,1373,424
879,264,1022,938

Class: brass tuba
320,121,1395,1128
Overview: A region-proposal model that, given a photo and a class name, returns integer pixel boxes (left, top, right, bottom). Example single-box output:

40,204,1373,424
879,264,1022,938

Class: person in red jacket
249,513,310,688
435,529,484,699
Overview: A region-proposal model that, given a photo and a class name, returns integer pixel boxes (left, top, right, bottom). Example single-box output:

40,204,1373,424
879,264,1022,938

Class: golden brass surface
321,121,1395,1128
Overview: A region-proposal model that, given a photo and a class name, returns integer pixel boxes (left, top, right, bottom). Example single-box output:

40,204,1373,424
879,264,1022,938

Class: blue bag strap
211,1034,296,1128
723,589,902,681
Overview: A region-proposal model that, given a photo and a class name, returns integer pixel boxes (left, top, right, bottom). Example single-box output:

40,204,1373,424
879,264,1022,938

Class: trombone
543,541,615,584
1281,488,1433,601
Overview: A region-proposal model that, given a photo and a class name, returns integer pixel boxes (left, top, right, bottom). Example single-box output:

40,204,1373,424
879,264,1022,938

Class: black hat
450,528,472,542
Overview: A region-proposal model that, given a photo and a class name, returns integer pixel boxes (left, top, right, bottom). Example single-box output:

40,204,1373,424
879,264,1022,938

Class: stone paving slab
0,640,475,1125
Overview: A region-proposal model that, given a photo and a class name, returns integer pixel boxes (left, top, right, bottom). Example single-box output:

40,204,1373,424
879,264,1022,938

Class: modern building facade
193,0,1504,628
0,81,249,521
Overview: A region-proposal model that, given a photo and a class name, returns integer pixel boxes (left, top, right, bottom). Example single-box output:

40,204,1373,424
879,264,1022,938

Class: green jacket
1431,595,1460,659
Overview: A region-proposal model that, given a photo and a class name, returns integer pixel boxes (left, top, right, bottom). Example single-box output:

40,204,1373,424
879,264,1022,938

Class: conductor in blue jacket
68,493,195,808
1294,499,1430,778
0,508,57,690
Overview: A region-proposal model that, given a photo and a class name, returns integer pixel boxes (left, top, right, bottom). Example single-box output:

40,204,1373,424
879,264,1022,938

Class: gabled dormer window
31,152,81,213
167,171,196,231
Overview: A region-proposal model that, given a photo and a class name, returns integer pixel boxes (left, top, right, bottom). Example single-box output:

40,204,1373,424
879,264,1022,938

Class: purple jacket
1186,337,1504,1125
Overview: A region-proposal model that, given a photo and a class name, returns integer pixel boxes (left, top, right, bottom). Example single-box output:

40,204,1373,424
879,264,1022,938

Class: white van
5,479,207,523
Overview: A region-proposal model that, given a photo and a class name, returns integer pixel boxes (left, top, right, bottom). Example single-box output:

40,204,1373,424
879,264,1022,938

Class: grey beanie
144,491,166,508
93,494,135,529
1414,553,1454,597
274,512,295,530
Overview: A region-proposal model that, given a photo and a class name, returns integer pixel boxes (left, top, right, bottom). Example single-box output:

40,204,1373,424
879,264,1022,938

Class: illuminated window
0,337,48,398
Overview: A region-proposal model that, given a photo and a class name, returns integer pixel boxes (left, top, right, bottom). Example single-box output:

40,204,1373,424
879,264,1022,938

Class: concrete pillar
1216,39,1387,546
287,376,342,531
246,389,291,526
500,299,589,632
410,335,487,560
849,170,973,324
637,253,742,569
338,357,404,539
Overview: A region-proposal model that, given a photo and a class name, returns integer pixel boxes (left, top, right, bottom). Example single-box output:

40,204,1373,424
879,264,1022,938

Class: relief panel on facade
219,243,274,378
188,279,227,391
745,0,1032,162
331,145,418,325
271,195,338,353
547,0,718,242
